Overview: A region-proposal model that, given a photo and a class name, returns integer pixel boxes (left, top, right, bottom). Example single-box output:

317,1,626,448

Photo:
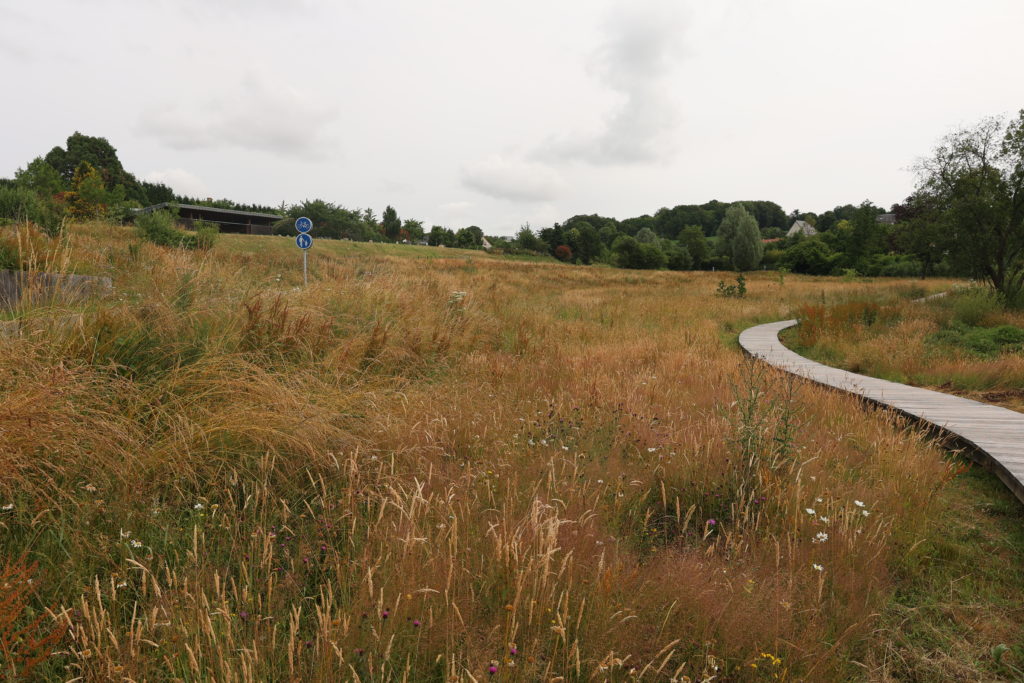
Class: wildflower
83,483,97,493
597,479,604,484
805,508,815,515
707,519,716,526
854,500,865,507
119,529,131,539
819,516,830,523
815,497,823,503
862,510,870,517
129,539,142,548
116,581,127,589
193,503,204,510
510,646,518,656
812,563,824,572
488,664,498,675
1,504,13,511
813,532,828,543
647,447,657,453
412,619,421,627
382,610,390,619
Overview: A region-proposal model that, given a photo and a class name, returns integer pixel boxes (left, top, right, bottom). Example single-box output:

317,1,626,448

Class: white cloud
461,156,566,202
438,201,474,213
143,168,207,197
138,74,339,159
537,0,688,165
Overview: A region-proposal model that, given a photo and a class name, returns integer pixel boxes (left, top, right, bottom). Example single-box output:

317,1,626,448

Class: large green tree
916,111,1024,303
716,204,763,271
15,157,65,196
678,225,709,267
381,205,401,241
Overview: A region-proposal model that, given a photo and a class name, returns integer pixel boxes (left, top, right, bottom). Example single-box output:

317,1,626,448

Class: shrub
928,323,1024,357
992,325,1024,346
953,288,1001,326
193,219,220,250
716,274,746,298
0,186,64,237
136,209,206,250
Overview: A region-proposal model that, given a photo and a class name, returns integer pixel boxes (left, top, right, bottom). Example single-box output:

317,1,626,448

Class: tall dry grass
792,289,1024,411
0,221,960,680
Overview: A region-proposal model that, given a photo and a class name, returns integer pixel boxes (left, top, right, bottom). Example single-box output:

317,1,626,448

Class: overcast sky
2,0,1022,234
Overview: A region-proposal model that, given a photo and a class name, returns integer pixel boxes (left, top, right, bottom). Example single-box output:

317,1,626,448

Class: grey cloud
461,155,566,202
138,75,339,159
537,0,688,165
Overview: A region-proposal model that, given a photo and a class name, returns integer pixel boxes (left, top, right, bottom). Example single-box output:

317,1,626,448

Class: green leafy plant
716,273,747,298
136,209,209,250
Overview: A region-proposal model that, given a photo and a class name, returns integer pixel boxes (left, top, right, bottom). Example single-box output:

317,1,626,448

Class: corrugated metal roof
135,202,283,220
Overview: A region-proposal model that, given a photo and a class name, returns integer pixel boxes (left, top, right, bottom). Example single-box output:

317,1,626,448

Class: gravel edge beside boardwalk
739,319,1024,505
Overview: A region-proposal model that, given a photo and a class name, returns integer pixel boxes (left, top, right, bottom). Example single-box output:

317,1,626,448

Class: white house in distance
787,220,818,238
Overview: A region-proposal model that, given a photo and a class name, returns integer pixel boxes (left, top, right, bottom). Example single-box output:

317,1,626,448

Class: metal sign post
295,217,313,286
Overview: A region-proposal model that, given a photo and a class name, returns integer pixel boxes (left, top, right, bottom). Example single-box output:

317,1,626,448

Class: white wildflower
813,532,829,543
129,539,143,549
854,500,865,507
819,516,830,523
812,563,824,572
805,508,816,515
647,447,657,453
815,497,823,503
116,581,128,589
193,503,204,511
1,503,13,511
862,510,870,517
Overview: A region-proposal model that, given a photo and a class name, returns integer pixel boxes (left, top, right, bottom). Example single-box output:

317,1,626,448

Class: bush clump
136,210,217,250
0,186,65,237
928,323,1024,357
953,288,1002,326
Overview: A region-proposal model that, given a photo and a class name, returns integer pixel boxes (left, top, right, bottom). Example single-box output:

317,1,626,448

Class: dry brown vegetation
789,290,1024,412
0,220,1016,680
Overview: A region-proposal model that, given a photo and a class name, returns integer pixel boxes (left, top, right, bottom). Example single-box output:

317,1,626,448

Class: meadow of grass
0,221,1019,680
786,287,1024,412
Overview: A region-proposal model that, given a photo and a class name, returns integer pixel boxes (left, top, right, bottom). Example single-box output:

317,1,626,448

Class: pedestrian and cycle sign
294,218,313,286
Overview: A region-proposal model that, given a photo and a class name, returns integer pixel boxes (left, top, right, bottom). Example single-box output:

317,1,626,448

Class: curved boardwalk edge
739,320,1024,505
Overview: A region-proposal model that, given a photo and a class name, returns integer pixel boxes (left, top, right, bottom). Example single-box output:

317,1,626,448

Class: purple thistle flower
412,619,421,627
707,519,716,526
488,665,498,675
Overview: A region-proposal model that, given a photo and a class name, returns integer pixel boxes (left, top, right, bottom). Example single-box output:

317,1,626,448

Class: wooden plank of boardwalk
739,319,1024,504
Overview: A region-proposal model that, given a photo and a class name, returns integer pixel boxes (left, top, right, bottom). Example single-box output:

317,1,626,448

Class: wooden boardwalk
739,320,1024,504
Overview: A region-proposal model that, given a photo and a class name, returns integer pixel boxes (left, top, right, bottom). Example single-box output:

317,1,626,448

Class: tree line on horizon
2,113,1022,304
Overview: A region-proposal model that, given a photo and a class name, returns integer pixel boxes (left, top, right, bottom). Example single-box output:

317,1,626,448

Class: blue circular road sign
296,233,313,250
295,216,313,234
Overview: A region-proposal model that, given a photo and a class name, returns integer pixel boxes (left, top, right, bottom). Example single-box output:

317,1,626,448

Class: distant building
133,203,283,235
876,213,897,225
787,220,818,238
